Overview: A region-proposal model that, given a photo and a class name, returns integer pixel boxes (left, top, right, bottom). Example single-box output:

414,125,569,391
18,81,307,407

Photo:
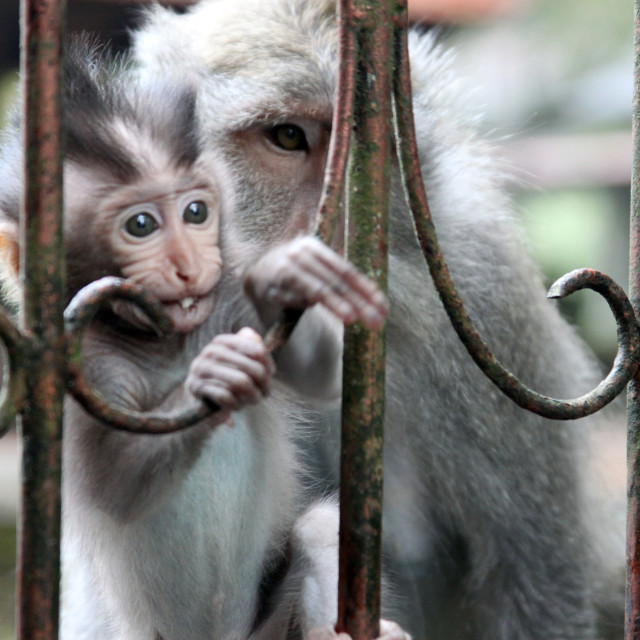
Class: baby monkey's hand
186,327,275,424
244,236,388,330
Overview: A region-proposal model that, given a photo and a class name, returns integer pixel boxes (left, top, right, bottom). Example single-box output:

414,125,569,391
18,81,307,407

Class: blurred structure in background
408,0,530,22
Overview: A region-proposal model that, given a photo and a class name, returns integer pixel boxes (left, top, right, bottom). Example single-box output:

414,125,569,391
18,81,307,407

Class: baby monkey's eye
183,200,209,224
268,124,308,151
125,212,159,238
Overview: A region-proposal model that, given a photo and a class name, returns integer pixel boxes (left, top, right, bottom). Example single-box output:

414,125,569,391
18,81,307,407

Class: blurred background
0,0,634,636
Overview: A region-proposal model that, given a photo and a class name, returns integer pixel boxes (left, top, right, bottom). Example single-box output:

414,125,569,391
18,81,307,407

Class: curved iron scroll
64,277,218,434
391,17,640,419
0,278,219,436
276,0,640,425
64,279,323,433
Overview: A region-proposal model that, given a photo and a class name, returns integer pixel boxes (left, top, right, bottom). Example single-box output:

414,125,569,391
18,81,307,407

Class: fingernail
238,326,263,343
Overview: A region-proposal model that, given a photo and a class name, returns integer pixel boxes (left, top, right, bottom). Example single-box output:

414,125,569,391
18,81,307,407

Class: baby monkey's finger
197,351,273,398
295,243,388,329
194,367,265,405
207,329,276,378
236,326,264,343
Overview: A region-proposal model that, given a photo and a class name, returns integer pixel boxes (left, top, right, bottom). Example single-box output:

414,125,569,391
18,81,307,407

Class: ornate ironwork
64,277,216,433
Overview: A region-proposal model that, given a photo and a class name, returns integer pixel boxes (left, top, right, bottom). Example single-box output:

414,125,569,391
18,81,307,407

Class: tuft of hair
133,0,338,98
64,36,202,182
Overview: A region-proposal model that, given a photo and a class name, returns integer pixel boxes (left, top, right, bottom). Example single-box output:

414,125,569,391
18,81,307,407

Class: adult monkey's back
133,1,627,638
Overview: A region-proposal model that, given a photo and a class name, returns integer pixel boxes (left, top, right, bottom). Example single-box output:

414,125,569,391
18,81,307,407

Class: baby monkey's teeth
180,297,196,310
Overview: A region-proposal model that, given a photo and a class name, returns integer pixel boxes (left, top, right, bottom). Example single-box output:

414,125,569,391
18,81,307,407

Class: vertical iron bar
628,1,640,638
336,1,393,638
18,0,66,638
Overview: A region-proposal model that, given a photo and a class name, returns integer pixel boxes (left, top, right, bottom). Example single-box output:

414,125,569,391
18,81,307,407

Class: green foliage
0,525,16,640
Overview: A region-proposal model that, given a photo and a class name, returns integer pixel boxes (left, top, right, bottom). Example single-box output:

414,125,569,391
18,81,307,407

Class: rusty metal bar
335,1,393,638
18,0,66,638
314,0,356,248
626,1,640,637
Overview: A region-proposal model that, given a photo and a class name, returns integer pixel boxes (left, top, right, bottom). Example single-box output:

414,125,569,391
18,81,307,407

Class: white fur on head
134,0,337,83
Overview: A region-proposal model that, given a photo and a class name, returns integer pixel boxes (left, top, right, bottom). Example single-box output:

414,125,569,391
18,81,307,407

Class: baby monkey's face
93,170,223,334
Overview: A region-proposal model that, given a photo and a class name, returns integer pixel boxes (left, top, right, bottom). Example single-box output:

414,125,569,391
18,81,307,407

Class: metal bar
18,0,66,637
626,1,640,636
336,0,393,638
314,0,356,248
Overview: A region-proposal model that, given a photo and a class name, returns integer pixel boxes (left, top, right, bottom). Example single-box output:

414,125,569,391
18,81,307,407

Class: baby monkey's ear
0,220,21,308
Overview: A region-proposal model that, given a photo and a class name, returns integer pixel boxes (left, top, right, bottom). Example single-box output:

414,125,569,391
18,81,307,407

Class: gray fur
133,1,626,639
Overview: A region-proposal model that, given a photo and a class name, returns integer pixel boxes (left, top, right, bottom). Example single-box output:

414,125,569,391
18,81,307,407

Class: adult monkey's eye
269,123,308,151
124,212,159,238
183,200,209,224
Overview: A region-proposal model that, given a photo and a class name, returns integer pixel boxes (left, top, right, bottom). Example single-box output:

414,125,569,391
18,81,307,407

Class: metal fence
3,0,640,638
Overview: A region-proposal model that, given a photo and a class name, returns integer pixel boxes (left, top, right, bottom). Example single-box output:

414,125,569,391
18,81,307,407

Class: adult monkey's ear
0,219,21,307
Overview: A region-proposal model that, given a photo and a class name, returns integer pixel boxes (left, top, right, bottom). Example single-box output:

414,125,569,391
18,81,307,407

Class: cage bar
626,2,640,638
17,0,66,638
336,1,393,637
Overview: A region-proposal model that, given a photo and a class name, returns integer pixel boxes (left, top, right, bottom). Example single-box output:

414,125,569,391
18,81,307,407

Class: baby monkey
0,42,395,640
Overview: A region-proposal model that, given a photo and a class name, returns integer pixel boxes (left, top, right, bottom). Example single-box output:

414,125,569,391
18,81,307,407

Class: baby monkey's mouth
162,294,214,333
109,293,213,334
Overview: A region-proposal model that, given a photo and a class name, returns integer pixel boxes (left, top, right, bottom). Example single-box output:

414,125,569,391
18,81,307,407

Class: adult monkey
134,1,627,639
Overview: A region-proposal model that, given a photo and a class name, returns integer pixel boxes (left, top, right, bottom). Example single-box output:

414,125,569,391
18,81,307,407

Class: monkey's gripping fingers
245,236,388,330
307,621,410,640
186,327,276,416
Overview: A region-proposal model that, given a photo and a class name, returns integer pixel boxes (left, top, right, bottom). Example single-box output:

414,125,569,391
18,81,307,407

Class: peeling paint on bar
18,0,66,639
335,0,393,637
